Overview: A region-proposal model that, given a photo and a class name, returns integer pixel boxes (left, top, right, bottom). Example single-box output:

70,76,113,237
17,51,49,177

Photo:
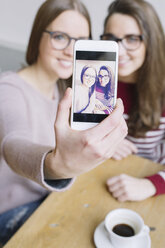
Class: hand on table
107,174,156,202
112,139,138,160
45,88,127,179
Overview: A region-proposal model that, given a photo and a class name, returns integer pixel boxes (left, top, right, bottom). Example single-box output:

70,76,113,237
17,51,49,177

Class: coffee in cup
104,208,150,248
112,223,135,237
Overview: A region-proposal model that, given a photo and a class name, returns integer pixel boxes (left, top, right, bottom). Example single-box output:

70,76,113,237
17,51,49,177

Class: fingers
125,140,138,153
100,117,128,158
108,185,129,202
106,174,130,202
87,98,125,139
112,153,124,160
55,88,72,129
83,116,127,161
107,175,122,186
112,189,128,202
112,148,134,160
112,139,138,160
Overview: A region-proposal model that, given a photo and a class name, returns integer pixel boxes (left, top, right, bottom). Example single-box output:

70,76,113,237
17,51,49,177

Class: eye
53,33,66,41
101,33,117,41
126,35,139,43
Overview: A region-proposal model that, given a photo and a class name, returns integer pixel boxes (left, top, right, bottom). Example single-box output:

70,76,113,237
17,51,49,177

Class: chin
59,73,72,80
118,69,133,78
57,69,73,80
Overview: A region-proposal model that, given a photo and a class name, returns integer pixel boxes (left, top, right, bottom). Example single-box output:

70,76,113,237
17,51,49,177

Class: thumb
55,87,72,128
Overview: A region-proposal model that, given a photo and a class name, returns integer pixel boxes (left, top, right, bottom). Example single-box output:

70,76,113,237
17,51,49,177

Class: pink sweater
0,71,74,214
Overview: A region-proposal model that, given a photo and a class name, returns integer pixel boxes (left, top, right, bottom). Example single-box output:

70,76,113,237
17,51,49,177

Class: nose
118,42,127,56
63,39,75,57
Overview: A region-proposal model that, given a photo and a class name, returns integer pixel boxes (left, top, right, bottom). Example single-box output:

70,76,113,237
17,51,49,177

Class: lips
119,58,130,67
58,59,72,68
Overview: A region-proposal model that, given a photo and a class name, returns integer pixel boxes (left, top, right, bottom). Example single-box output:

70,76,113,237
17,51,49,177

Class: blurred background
0,0,164,72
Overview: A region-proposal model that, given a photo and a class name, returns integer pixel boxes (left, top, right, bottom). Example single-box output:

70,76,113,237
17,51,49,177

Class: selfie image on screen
73,51,117,123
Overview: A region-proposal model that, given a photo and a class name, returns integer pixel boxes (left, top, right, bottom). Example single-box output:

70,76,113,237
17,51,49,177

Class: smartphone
71,40,118,130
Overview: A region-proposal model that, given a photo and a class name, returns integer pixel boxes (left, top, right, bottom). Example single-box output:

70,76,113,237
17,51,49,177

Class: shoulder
0,71,38,99
0,71,26,92
0,71,35,108
0,71,19,83
0,72,29,108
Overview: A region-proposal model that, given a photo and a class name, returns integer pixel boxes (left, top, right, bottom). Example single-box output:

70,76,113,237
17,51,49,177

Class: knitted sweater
118,81,165,195
0,71,74,214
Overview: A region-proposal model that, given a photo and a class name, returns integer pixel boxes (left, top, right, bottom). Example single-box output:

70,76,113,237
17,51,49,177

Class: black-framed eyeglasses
100,33,143,51
44,30,89,50
98,74,109,80
83,74,96,80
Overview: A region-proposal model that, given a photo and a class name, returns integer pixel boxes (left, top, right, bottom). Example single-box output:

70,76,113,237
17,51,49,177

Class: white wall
0,0,164,51
81,0,165,39
0,0,45,51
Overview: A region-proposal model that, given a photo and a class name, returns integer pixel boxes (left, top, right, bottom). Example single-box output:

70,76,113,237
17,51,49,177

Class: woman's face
105,13,146,83
38,10,90,80
83,68,96,88
98,69,110,87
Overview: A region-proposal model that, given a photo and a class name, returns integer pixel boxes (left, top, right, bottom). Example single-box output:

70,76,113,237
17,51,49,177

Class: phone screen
73,50,117,123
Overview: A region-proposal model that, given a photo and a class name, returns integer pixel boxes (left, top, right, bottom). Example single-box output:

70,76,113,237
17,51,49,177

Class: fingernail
117,98,123,104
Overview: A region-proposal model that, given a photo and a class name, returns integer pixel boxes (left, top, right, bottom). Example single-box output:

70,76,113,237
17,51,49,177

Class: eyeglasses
84,74,96,80
100,33,143,51
44,30,89,50
98,75,109,80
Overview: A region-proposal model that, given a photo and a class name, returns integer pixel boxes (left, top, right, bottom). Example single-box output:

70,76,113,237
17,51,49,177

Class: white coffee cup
104,208,150,248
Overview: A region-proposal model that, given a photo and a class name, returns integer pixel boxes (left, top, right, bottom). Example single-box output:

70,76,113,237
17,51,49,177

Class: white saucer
94,221,151,248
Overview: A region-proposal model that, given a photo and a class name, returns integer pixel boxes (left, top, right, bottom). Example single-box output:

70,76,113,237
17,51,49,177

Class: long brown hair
104,0,165,137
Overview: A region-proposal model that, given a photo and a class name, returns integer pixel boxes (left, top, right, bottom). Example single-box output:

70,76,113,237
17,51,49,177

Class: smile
119,59,129,65
58,59,72,68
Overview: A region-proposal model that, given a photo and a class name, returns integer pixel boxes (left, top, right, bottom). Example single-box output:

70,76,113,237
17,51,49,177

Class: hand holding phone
45,89,127,179
71,40,118,130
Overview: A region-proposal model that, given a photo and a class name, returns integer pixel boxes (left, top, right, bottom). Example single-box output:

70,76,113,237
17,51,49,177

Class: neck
118,72,138,84
18,63,59,99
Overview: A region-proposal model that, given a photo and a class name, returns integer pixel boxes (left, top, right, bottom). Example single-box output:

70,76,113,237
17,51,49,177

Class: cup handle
141,225,150,235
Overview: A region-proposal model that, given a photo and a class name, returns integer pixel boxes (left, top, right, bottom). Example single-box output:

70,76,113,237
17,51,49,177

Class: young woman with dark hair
95,65,114,114
101,0,165,202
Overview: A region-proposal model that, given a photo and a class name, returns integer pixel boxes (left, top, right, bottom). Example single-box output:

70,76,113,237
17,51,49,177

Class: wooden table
4,155,165,248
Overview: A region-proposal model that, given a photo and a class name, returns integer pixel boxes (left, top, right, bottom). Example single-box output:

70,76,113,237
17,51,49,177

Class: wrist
44,149,72,179
144,178,156,196
145,174,165,196
44,150,63,179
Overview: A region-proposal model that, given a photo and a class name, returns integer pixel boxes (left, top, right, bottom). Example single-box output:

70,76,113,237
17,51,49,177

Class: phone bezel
71,40,118,130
